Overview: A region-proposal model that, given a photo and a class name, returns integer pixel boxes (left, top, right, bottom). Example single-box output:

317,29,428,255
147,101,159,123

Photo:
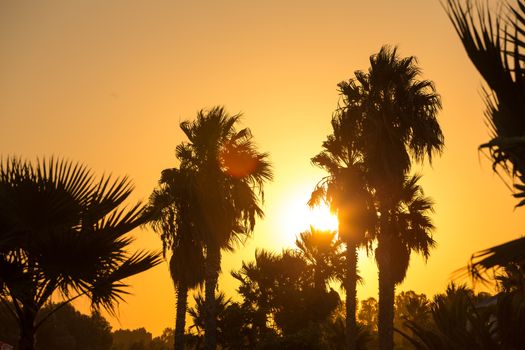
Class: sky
1,0,523,336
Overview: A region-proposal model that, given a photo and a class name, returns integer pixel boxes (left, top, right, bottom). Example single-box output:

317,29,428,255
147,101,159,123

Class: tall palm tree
0,157,161,350
146,167,205,350
444,0,525,276
375,175,436,350
337,46,443,350
175,106,272,349
310,112,376,350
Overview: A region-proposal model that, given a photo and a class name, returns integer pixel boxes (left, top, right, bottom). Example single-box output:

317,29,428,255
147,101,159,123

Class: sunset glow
307,205,339,232
3,0,525,340
276,192,339,246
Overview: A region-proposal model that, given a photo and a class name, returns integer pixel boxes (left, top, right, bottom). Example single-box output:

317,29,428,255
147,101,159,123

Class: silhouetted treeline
0,303,111,350
0,303,173,350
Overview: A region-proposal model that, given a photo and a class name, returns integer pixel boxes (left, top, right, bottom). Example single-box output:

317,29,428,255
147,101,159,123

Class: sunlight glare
276,192,339,247
308,205,339,232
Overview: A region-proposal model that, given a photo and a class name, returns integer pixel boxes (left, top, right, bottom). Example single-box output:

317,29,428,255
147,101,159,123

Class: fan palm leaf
0,157,161,350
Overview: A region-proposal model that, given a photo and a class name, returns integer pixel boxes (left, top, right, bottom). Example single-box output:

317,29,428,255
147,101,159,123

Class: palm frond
468,236,525,279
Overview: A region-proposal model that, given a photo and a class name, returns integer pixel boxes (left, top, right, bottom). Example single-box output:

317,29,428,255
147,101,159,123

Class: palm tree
375,175,436,350
399,284,481,350
0,157,161,350
444,0,525,276
337,46,443,350
310,113,375,350
231,248,281,339
187,291,232,349
337,46,443,196
295,227,345,291
146,167,205,350
175,106,272,349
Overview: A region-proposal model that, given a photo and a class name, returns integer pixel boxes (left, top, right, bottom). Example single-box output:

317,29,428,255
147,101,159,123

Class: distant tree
334,45,443,350
174,106,272,350
0,158,161,350
112,328,153,350
36,304,112,350
357,298,378,333
394,291,431,349
1,302,112,350
445,0,525,278
151,328,174,350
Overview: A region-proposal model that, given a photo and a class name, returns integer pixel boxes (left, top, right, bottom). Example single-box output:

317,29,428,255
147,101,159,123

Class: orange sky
1,0,522,336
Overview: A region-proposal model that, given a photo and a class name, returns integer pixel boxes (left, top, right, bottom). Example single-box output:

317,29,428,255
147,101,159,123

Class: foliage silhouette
187,290,256,349
444,0,525,276
374,175,436,350
113,327,174,350
229,228,349,348
335,45,443,350
172,106,272,349
0,157,161,350
146,166,206,350
310,108,376,350
1,302,112,350
396,283,525,350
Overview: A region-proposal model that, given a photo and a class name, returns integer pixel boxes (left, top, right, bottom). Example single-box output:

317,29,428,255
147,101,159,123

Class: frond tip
468,236,525,280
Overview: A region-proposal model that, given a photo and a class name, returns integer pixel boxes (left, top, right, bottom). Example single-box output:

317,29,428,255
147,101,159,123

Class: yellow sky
1,0,522,336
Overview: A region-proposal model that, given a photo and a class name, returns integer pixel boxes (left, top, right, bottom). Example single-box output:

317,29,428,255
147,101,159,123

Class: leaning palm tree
174,106,272,349
337,46,443,350
310,113,375,350
0,157,161,350
375,175,436,350
146,167,205,350
445,0,525,276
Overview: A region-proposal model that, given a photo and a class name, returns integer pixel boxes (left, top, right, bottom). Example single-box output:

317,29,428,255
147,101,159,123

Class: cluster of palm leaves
146,106,272,350
182,228,370,349
310,45,443,350
397,274,525,350
0,157,161,350
444,0,525,277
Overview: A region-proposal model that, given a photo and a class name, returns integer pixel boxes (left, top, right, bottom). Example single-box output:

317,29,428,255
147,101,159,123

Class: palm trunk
377,237,394,350
174,284,188,350
345,240,358,350
18,307,36,350
204,245,221,350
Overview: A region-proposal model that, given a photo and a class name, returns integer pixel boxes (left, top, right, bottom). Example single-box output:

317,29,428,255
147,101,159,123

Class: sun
275,192,339,247
307,205,339,232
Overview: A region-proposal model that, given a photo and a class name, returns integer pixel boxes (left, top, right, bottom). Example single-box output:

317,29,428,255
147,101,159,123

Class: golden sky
1,0,522,336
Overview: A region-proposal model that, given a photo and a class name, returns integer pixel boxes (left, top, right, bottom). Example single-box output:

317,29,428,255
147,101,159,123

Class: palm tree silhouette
175,106,272,349
375,175,435,350
445,0,525,276
295,228,344,291
310,114,375,350
337,46,443,350
231,249,280,341
0,157,161,350
188,291,232,348
146,166,205,350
